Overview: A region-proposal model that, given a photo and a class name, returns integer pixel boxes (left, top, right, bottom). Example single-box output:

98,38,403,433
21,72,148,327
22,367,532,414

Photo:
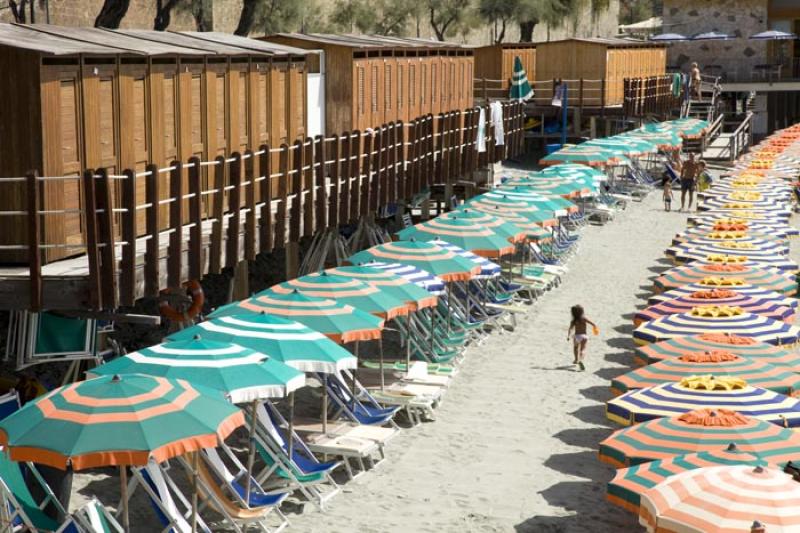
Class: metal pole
351,341,359,408
287,391,295,461
119,466,130,533
243,400,258,506
378,338,385,391
191,453,198,533
405,316,412,377
322,374,329,434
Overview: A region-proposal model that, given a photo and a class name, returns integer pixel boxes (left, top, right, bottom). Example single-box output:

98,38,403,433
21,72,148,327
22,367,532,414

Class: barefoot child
568,305,598,371
663,176,673,212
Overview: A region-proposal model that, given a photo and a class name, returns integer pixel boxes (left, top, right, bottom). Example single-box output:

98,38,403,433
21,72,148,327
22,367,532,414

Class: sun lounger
72,500,123,533
0,390,21,422
323,372,402,427
338,370,439,425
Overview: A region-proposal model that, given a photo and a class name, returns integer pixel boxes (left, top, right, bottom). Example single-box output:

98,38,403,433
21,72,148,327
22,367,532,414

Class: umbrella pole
379,337,385,391
446,284,452,333
429,309,435,357
119,466,130,533
287,391,295,462
322,374,328,435
351,341,359,409
191,452,199,533
243,399,259,506
405,315,412,378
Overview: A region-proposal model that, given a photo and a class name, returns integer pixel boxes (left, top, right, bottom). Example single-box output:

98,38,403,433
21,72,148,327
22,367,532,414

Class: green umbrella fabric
91,339,306,403
167,314,357,374
347,240,481,282
455,206,552,242
623,128,682,150
210,290,385,344
268,271,411,319
584,137,658,157
493,187,579,214
540,145,621,166
509,56,534,101
395,215,519,258
325,265,438,311
463,194,559,227
503,175,595,198
0,374,244,470
439,209,527,243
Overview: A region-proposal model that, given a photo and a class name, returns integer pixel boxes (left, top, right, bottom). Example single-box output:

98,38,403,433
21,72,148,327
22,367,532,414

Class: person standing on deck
690,62,702,99
680,152,699,212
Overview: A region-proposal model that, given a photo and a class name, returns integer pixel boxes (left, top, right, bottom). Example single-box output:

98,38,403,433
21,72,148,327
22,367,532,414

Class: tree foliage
478,0,520,43
234,0,306,36
330,0,416,35
427,0,467,41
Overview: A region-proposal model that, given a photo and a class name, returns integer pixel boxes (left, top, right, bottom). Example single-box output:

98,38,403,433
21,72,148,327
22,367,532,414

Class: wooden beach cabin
0,24,313,265
262,33,475,134
473,43,536,91
534,38,666,106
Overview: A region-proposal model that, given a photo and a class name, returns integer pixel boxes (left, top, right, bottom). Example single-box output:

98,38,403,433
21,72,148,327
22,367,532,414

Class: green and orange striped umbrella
0,374,244,470
347,240,481,282
268,271,411,319
463,194,559,226
395,214,519,258
440,209,527,243
210,290,385,343
653,263,797,296
611,351,800,396
456,205,554,241
608,445,769,514
634,290,795,326
325,265,437,311
599,409,800,469
634,333,800,368
454,207,551,242
539,145,622,166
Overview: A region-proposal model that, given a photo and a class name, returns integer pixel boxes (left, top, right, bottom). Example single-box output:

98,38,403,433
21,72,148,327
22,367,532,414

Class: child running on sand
568,305,598,371
663,177,673,212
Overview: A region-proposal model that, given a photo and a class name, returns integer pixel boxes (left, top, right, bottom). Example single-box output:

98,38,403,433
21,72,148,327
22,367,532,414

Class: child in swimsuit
568,304,598,371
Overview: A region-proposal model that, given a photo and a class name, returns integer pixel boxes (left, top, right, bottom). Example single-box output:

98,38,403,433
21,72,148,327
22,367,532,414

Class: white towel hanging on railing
489,101,504,146
476,107,486,153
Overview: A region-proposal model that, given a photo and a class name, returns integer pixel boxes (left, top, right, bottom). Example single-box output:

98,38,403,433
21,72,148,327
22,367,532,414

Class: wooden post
579,78,584,112
26,172,41,311
144,163,160,297
350,132,361,221
396,122,406,202
244,150,257,261
259,146,273,253
187,157,203,281
361,130,374,217
209,156,227,275
226,153,243,269
275,145,290,248
120,169,137,307
303,138,315,237
314,135,327,232
600,78,606,117
95,168,117,310
168,161,184,289
329,136,341,229
290,140,303,244
338,134,350,224
82,169,102,309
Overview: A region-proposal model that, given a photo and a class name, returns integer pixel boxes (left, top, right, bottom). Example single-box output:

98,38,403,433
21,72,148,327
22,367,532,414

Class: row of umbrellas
597,123,800,532
650,30,798,42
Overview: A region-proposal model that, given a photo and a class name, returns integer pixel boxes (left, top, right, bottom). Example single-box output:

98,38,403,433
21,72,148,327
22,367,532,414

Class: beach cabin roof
0,23,123,55
544,37,665,49
177,31,313,56
111,29,260,56
268,32,467,51
21,25,209,56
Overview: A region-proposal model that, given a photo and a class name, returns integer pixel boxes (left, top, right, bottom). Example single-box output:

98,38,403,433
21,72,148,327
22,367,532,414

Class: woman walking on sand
568,305,598,371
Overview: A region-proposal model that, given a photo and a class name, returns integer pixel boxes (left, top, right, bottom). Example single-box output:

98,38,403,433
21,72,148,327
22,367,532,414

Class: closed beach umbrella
649,281,798,309
509,56,533,101
395,215,519,258
634,333,800,368
167,314,358,373
91,339,305,403
607,445,769,513
639,465,800,533
611,351,800,395
632,308,800,346
600,408,800,468
347,240,481,282
649,33,688,42
464,194,559,226
210,290,384,344
606,377,800,427
654,264,798,295
751,30,798,40
325,265,438,311
692,30,731,40
634,290,795,326
268,271,411,319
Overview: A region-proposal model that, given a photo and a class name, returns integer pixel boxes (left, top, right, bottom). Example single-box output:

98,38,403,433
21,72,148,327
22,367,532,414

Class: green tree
330,0,415,35
516,0,610,42
478,0,521,43
427,0,466,41
235,0,305,36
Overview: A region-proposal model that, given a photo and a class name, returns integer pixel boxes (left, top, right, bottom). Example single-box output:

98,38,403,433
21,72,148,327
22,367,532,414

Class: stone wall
662,0,769,77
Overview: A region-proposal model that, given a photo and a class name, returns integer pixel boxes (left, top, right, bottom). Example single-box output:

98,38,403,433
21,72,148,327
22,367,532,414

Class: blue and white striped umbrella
632,311,800,347
648,282,798,310
362,261,446,295
606,382,800,427
167,314,358,374
666,237,789,258
672,228,788,246
671,247,798,273
700,186,791,201
689,214,797,232
699,196,791,214
431,239,501,279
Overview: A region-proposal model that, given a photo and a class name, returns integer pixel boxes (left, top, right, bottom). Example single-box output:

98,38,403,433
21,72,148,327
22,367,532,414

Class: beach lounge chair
323,373,403,427
0,390,20,421
254,403,341,510
72,500,123,533
331,370,438,425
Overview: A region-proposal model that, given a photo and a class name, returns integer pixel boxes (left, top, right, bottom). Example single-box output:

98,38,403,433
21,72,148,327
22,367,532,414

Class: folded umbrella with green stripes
509,56,533,101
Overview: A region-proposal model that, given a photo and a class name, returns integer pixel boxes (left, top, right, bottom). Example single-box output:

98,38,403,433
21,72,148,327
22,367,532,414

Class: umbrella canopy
91,339,306,403
455,207,553,242
501,175,592,198
672,247,798,273
751,30,798,40
634,333,800,368
0,374,244,469
431,239,502,279
608,446,769,514
268,271,411,319
538,163,608,182
442,209,528,243
634,290,795,326
623,128,683,150
692,30,731,40
463,194,559,226
675,225,790,244
649,281,798,309
600,409,800,468
325,265,438,311
509,56,534,101
583,137,657,157
361,261,446,295
649,33,688,41
167,314,358,374
606,378,800,427
395,215,519,258
700,195,791,213
639,465,800,533
654,263,797,296
695,209,792,224
632,308,800,347
666,236,789,259
347,240,481,282
491,187,579,215
611,351,800,395
210,290,384,344
540,145,621,167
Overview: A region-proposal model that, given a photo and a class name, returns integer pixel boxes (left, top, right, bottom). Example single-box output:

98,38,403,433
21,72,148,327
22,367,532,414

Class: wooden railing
1,102,525,312
623,75,681,117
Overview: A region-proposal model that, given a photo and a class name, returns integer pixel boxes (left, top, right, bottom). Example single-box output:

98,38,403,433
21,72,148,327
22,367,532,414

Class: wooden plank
244,150,257,260
168,161,184,288
227,153,243,268
349,132,361,221
387,122,398,204
95,168,117,310
26,172,41,311
120,169,137,306
361,131,373,217
314,135,327,231
81,169,102,309
258,146,274,253
290,140,303,243
329,136,340,228
339,134,351,224
209,156,227,275
145,163,160,297
303,138,314,237
275,144,290,247
397,122,407,201
188,156,203,280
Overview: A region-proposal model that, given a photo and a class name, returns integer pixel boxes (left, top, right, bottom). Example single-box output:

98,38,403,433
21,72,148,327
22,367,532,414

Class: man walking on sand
680,152,699,211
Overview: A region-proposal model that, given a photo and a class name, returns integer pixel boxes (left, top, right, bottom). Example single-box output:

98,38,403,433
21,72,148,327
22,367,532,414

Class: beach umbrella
501,175,592,198
632,308,800,347
167,314,358,373
539,145,621,167
0,374,245,531
611,351,800,395
700,195,791,213
325,265,438,311
649,33,688,42
649,281,798,310
634,333,800,368
463,194,559,226
671,247,799,273
606,377,800,427
694,209,793,224
455,207,553,243
751,30,798,40
622,129,682,150
639,465,800,532
490,187,578,215
692,30,731,40
583,137,657,157
538,163,608,182
676,225,791,243
600,409,800,467
608,445,769,513
699,203,793,219
210,290,384,344
395,215,519,258
509,56,533,101
431,239,501,279
654,264,798,296
363,261,446,295
700,183,790,199
634,290,794,326
268,271,411,319
667,236,789,259
442,209,527,243
347,240,481,282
